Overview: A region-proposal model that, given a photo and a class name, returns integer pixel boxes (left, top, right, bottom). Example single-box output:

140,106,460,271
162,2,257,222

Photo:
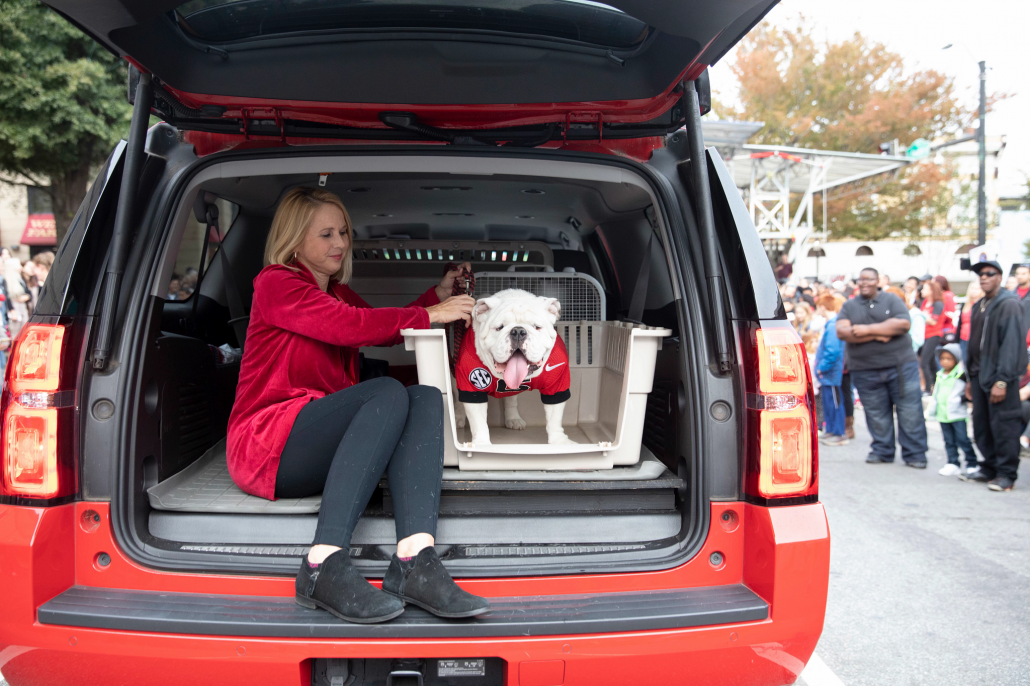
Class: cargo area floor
147,438,677,515
145,438,684,560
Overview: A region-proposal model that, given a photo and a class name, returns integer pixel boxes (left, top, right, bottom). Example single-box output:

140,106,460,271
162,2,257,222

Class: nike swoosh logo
545,362,566,372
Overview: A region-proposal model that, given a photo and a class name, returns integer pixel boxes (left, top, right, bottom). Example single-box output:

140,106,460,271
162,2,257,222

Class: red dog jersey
455,328,571,405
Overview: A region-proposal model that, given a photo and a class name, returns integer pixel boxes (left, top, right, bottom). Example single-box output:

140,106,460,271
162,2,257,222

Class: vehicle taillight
0,322,78,500
744,323,819,504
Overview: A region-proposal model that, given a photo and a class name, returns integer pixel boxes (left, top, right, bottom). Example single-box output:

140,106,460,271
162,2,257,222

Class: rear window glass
174,0,649,48
167,197,238,301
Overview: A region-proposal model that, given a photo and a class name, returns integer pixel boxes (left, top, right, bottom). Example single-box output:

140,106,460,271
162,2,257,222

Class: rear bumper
39,584,769,638
0,501,829,686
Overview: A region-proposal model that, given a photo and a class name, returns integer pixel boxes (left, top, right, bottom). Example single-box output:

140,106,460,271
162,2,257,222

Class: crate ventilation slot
352,240,552,266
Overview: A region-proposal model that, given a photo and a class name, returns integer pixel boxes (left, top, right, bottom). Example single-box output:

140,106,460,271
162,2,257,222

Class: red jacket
941,290,956,334
226,263,439,499
921,298,945,339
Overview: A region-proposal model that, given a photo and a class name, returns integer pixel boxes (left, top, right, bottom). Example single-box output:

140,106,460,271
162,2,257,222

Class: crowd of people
0,247,55,375
166,267,199,300
779,261,1030,491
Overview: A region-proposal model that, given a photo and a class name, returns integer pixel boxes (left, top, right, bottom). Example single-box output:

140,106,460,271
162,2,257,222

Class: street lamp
943,44,987,245
807,241,826,282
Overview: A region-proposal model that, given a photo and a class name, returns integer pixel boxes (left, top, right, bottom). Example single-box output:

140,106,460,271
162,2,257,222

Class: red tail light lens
759,406,813,496
12,325,65,391
1,323,77,500
745,323,818,503
5,409,59,496
756,328,807,395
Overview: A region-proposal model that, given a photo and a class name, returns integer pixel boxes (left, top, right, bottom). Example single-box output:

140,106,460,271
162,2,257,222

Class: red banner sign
21,214,56,246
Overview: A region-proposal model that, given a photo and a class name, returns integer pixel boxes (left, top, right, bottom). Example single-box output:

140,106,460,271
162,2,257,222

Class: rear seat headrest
193,191,219,224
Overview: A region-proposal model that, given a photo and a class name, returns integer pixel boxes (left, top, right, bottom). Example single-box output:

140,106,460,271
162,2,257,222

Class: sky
708,0,1030,198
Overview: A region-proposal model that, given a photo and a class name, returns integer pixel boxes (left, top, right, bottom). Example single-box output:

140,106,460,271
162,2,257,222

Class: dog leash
443,263,475,374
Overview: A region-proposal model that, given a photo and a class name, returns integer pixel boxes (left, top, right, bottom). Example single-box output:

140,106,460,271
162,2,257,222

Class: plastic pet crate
404,320,670,470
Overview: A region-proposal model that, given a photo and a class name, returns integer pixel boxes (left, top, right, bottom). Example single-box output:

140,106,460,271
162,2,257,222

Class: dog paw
547,433,576,445
505,416,527,430
455,415,466,429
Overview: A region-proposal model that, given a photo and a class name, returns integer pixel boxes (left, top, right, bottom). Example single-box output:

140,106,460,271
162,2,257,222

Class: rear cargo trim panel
39,584,767,638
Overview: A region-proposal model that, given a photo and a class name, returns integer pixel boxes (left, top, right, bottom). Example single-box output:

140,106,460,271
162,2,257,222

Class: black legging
920,335,942,393
275,377,445,548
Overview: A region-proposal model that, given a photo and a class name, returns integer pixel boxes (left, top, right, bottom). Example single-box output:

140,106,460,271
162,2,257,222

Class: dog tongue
504,351,530,389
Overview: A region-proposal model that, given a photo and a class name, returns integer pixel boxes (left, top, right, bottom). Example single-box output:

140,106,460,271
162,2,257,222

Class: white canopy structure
702,121,913,262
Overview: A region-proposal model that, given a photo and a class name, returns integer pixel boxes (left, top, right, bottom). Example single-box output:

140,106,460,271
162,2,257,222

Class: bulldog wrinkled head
473,290,561,389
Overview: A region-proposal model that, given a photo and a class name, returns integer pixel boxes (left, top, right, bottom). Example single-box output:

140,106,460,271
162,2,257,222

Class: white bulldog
454,289,574,445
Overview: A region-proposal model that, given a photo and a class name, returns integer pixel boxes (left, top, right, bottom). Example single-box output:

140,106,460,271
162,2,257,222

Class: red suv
0,1,828,684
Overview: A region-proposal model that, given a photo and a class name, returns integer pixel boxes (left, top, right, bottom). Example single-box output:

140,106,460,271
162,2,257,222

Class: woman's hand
435,262,473,302
426,295,475,327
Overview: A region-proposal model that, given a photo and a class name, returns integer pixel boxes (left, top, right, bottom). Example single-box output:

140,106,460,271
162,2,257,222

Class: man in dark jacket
961,260,1030,491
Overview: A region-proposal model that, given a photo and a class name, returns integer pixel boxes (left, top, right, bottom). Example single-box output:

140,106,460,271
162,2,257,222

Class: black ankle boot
295,550,405,624
382,548,490,619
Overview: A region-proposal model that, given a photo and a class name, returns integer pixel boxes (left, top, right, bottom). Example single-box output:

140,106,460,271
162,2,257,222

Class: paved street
798,408,1030,686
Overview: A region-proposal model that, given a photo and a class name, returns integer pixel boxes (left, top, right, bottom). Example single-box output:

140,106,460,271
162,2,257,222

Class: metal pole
978,60,987,245
683,85,733,373
822,188,827,235
92,72,153,369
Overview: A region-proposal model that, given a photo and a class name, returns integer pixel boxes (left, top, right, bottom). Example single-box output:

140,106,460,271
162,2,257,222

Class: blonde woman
227,187,488,624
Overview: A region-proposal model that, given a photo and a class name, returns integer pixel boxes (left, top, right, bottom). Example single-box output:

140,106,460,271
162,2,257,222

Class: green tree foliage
716,20,983,241
0,0,131,245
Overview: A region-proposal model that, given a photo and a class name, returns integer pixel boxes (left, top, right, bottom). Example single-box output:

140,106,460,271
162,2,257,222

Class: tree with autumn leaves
716,20,990,241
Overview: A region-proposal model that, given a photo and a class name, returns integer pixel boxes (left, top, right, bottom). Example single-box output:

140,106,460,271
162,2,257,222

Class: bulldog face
472,289,561,390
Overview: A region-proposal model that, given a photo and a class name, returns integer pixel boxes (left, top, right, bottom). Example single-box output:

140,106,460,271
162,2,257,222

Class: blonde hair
264,187,354,284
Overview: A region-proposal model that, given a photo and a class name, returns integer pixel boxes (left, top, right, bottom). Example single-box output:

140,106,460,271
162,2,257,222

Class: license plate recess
312,657,504,685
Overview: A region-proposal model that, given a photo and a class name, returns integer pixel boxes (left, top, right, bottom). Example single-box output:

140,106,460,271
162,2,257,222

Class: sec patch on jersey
468,367,493,390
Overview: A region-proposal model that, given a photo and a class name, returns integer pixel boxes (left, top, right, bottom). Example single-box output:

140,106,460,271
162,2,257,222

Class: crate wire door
474,271,606,323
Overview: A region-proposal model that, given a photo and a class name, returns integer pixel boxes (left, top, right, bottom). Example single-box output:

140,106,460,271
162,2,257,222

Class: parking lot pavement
799,408,1030,686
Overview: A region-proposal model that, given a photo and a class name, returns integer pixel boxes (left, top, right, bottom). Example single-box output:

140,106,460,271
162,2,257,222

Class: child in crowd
814,294,848,446
926,343,978,476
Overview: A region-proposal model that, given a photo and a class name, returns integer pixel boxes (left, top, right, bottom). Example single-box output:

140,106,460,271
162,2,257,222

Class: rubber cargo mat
147,439,670,513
